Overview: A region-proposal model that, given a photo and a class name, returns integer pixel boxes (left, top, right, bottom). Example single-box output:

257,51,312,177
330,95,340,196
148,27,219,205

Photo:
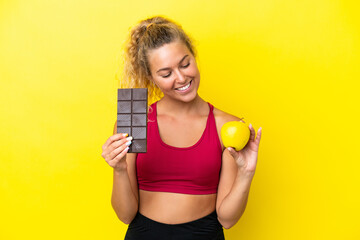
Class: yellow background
1,0,359,239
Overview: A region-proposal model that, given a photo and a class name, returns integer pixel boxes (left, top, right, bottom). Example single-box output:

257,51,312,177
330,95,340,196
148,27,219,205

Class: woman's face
147,40,200,103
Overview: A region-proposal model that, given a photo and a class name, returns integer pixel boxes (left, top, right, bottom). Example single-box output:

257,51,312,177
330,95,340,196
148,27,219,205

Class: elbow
111,202,138,225
218,217,236,230
116,211,137,225
222,222,236,230
121,216,134,225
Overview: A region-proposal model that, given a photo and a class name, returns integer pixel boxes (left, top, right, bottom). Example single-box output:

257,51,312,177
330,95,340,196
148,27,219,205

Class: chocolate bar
117,88,148,153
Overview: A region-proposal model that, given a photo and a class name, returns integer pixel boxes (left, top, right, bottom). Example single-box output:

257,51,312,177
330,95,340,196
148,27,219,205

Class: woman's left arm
216,124,262,229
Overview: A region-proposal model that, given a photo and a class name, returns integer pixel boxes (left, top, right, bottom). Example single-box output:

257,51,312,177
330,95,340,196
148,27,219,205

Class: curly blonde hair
117,15,198,104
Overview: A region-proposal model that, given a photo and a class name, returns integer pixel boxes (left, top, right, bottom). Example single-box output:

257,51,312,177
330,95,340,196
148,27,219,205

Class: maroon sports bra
136,101,223,194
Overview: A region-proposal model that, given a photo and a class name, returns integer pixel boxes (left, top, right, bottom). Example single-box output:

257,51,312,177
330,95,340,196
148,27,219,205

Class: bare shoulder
212,106,245,150
213,107,244,125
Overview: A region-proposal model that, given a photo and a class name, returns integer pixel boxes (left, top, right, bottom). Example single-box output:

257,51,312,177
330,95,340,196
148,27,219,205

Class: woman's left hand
227,123,262,177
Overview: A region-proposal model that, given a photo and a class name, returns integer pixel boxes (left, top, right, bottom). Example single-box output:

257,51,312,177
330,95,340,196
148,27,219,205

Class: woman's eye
182,62,190,68
161,63,189,78
162,72,171,78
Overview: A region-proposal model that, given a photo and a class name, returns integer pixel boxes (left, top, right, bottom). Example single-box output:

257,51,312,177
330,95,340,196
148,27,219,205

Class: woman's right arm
101,121,139,224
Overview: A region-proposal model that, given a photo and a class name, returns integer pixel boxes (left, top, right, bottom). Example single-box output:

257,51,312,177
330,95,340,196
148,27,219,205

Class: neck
157,94,207,117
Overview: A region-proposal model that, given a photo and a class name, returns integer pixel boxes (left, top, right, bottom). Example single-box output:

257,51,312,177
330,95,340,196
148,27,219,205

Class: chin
178,91,199,103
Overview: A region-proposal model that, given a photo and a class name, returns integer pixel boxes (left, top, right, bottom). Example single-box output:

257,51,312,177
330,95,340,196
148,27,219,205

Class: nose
174,69,186,83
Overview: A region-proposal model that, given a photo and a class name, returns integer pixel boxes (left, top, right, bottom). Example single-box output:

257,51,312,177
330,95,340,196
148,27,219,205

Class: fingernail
122,133,128,137
125,146,129,151
126,140,132,146
249,123,252,128
126,136,133,141
259,127,262,131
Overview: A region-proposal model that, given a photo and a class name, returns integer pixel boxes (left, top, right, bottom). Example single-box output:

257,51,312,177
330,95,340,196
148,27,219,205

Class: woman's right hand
101,133,133,171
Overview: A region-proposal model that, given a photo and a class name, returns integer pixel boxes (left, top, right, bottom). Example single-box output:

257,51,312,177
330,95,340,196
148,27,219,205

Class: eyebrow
156,55,189,73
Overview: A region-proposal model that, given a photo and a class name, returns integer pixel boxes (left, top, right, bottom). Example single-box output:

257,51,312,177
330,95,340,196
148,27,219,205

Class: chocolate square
133,101,147,113
132,114,147,126
117,114,131,126
131,139,147,152
133,88,147,100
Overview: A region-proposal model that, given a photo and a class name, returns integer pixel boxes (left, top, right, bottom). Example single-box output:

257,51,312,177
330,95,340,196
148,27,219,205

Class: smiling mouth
175,79,192,91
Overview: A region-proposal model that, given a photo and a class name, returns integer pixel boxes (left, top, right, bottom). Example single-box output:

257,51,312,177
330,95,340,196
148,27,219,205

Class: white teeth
177,81,191,91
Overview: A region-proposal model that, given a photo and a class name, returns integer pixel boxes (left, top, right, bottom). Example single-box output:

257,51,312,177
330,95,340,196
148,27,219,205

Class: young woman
101,16,262,240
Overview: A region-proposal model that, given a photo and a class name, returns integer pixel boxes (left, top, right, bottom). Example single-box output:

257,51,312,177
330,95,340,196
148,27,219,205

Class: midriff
139,189,217,224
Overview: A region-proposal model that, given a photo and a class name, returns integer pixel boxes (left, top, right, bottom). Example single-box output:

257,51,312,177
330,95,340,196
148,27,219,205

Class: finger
227,147,238,159
102,134,130,159
248,123,256,141
102,132,128,151
109,136,132,150
103,136,132,159
108,137,133,160
109,144,130,164
255,127,262,145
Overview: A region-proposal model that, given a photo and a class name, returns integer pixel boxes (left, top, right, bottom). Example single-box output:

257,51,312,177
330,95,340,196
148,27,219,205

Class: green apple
221,121,250,151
